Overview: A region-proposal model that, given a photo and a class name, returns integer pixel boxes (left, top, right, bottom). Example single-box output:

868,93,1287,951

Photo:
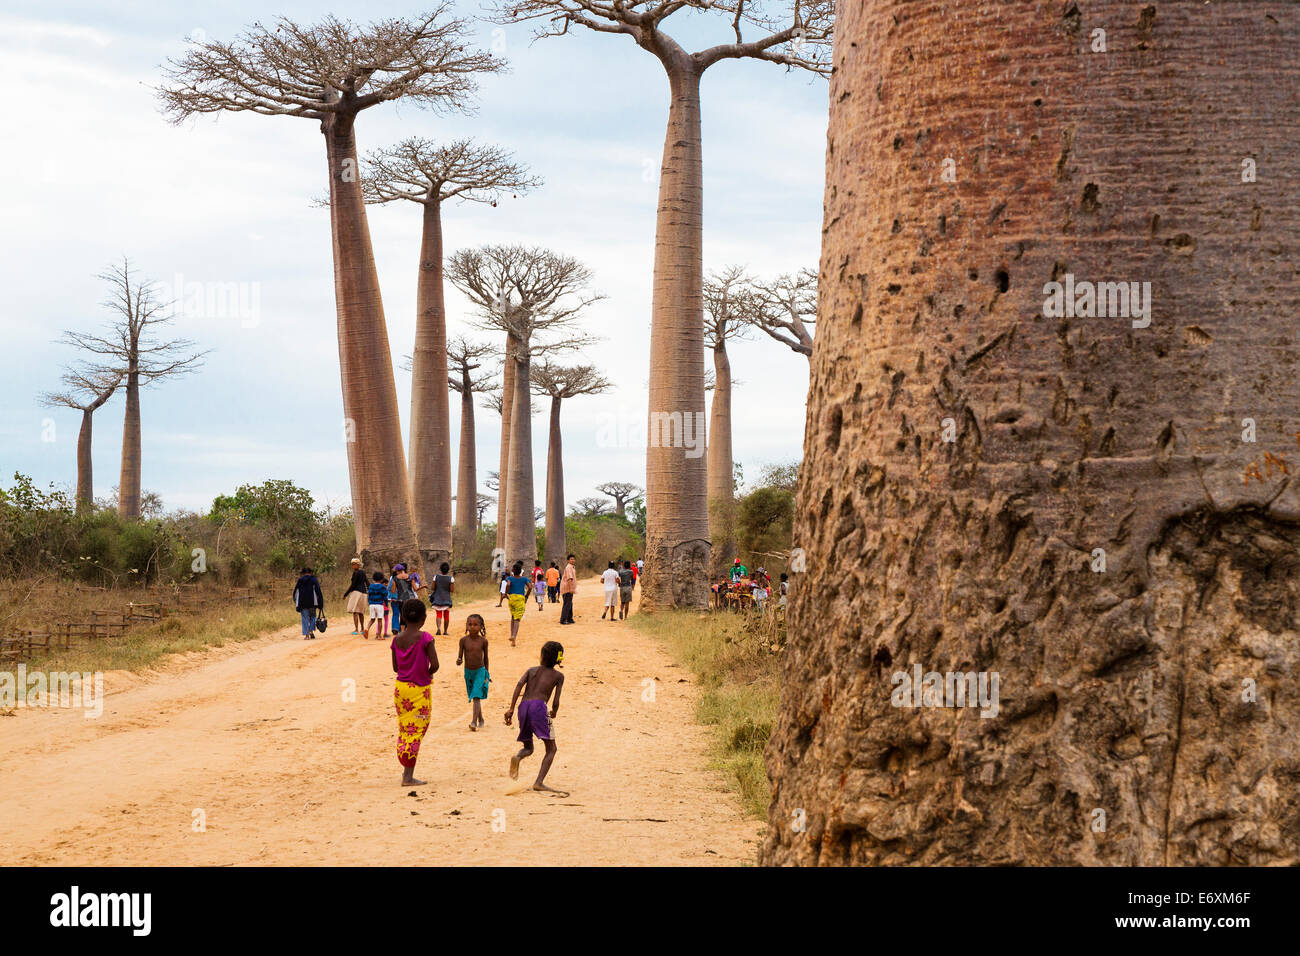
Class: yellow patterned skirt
394,680,432,767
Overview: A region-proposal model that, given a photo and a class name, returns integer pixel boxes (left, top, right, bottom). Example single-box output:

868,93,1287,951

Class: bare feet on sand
532,784,569,797
509,755,520,779
402,777,427,787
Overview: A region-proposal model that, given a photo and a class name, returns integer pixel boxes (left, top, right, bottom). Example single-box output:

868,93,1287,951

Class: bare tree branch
486,1,834,74
60,258,209,384
446,244,604,357
747,266,816,357
530,360,613,400
158,9,504,124
703,264,757,348
362,137,541,207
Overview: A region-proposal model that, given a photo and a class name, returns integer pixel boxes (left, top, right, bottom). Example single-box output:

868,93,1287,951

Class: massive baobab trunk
643,61,710,610
765,1,1300,866
409,199,453,567
117,371,141,519
707,342,735,575
455,379,478,537
544,395,565,564
325,116,418,568
503,344,536,568
496,332,517,550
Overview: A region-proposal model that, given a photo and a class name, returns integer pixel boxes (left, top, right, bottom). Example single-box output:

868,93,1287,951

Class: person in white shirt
600,561,620,622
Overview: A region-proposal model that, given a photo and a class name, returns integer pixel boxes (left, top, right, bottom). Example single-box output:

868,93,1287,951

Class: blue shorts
464,666,489,701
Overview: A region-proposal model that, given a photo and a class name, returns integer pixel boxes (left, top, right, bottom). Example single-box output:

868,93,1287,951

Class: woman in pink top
391,599,439,786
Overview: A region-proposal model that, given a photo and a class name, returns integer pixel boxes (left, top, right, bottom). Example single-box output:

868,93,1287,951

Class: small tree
364,138,539,566
704,266,754,575
572,497,612,517
447,336,498,540
67,260,205,519
595,481,643,518
534,362,613,563
40,368,122,513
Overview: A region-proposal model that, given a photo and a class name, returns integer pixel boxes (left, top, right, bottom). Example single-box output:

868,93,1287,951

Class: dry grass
0,571,506,676
630,607,784,820
0,579,293,674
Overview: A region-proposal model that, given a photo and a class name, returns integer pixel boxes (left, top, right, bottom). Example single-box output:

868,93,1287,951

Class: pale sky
1,2,826,520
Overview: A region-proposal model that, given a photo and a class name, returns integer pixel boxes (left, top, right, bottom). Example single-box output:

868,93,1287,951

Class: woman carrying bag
294,567,325,640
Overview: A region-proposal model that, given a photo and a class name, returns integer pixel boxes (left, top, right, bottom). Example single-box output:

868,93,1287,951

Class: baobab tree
765,1,1300,867
447,245,601,570
447,336,497,547
475,493,494,527
40,368,122,514
704,266,754,574
66,261,205,519
533,361,613,563
571,497,612,518
159,9,501,567
490,0,833,610
750,267,816,359
363,138,539,567
595,481,643,518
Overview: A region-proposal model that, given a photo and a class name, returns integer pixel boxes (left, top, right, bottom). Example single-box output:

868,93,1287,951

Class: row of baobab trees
153,1,834,611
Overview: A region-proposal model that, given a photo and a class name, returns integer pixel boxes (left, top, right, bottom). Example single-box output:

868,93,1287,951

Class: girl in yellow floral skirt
391,598,438,785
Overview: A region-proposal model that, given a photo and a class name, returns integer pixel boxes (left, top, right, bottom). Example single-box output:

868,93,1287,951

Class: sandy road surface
0,588,761,865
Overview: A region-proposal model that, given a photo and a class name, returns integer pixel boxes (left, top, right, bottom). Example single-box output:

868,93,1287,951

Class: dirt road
0,588,761,865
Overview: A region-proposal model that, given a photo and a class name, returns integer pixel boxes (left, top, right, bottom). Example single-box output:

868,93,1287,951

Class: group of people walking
290,553,644,794
292,558,458,642
497,555,644,628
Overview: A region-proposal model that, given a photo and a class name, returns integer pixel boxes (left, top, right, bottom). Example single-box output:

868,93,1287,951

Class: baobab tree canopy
765,0,1300,866
158,10,498,125
490,1,834,70
363,137,541,207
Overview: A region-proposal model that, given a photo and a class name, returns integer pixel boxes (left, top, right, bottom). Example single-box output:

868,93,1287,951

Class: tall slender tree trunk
495,331,517,550
408,199,453,568
76,408,95,515
643,61,710,610
324,114,418,570
117,370,141,519
707,342,735,576
503,343,535,568
764,0,1300,866
544,395,566,565
454,376,478,540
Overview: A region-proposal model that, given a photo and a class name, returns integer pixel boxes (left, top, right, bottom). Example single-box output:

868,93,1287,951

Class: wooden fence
0,583,281,662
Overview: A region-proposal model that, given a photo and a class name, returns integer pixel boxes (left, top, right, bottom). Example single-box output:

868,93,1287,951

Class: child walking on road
365,572,388,639
456,613,490,731
392,599,438,786
504,640,566,795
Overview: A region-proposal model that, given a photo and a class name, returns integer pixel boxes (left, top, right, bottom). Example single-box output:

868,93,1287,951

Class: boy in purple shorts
503,640,566,795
